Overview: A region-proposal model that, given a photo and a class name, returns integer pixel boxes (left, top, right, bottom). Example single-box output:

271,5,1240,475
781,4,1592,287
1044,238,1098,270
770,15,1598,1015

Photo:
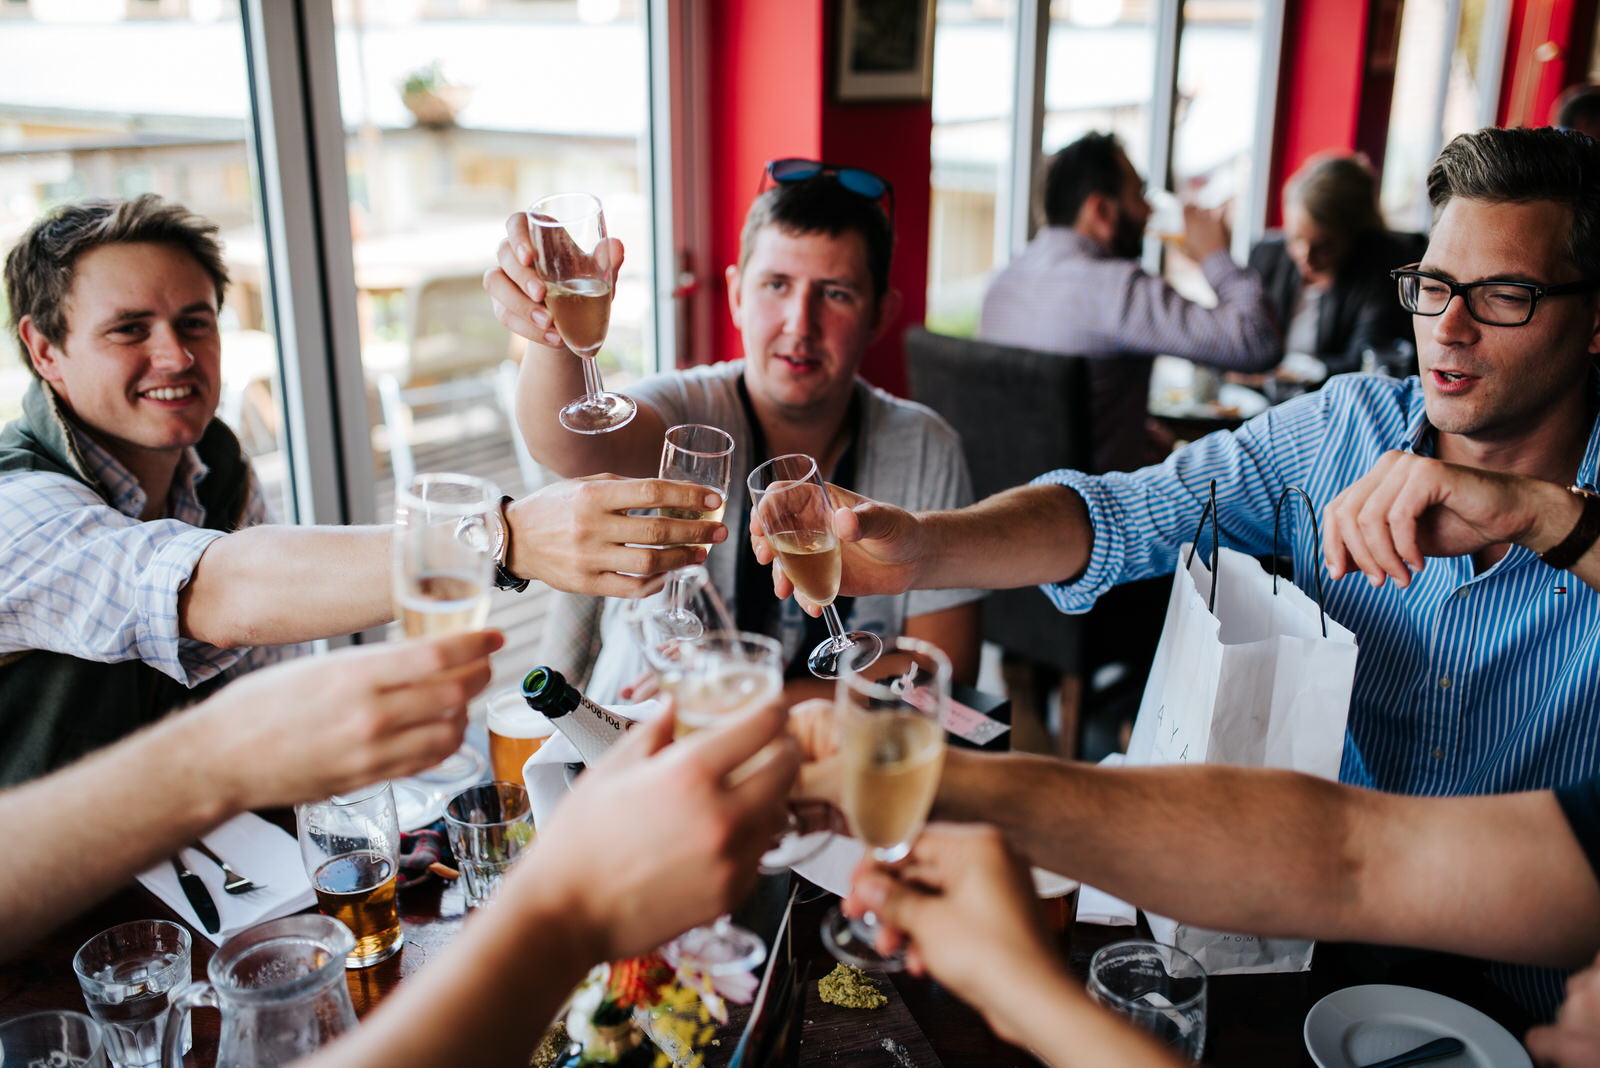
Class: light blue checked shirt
0,427,296,686
1039,371,1600,799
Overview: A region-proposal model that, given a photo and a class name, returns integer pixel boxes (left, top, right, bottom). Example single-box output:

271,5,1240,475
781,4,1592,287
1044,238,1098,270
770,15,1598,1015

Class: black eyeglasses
759,158,895,224
1391,264,1600,327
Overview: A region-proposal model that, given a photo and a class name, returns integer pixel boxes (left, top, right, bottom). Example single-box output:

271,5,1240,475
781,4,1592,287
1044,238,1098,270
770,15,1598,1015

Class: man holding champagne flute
487,161,983,701
0,194,725,786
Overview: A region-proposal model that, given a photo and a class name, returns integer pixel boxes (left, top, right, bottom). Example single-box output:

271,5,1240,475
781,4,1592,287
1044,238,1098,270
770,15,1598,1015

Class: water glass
444,781,534,909
296,782,405,968
1088,939,1208,1060
72,919,191,1068
0,1011,106,1067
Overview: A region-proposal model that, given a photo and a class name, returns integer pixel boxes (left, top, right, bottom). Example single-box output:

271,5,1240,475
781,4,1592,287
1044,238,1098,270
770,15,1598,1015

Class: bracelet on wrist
1539,486,1600,572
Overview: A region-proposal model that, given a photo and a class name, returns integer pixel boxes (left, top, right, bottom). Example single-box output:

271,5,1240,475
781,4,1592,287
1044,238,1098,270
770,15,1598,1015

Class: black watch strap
494,495,530,593
1540,487,1600,572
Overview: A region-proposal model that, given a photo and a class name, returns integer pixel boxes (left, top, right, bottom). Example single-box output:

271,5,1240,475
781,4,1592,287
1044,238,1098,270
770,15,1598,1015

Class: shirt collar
70,425,208,521
1398,371,1600,487
1037,226,1112,260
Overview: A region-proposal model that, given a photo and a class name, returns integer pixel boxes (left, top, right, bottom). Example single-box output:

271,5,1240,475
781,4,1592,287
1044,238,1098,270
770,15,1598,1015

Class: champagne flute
822,637,950,972
392,473,497,787
746,453,882,679
655,423,735,639
392,472,498,637
526,192,636,435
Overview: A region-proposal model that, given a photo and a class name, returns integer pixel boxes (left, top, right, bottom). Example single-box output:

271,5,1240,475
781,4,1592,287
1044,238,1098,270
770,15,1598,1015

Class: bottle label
550,695,630,766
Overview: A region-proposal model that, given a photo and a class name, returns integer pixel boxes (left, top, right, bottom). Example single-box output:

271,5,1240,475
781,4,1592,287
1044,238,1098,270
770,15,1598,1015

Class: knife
171,854,221,934
1356,1036,1467,1068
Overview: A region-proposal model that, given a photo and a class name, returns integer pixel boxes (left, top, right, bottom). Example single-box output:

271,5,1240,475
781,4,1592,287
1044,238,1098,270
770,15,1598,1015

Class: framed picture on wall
835,0,937,102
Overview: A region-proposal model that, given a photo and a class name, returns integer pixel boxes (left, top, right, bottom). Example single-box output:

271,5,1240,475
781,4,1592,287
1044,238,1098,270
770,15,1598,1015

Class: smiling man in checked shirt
0,195,732,786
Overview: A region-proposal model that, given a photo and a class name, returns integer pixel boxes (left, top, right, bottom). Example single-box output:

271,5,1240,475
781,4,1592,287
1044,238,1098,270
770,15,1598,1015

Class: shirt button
1438,676,1452,689
1432,747,1444,759
1455,588,1469,599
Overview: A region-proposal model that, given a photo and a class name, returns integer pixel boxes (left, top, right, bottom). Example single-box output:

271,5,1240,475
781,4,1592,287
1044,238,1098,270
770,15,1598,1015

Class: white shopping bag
1124,491,1358,974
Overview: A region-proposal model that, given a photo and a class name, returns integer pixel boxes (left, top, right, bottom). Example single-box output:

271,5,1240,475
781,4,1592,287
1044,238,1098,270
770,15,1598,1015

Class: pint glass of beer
485,689,555,785
295,782,404,968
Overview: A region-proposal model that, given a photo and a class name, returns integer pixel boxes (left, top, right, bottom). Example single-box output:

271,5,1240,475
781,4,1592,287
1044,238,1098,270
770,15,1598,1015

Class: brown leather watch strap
1540,486,1600,571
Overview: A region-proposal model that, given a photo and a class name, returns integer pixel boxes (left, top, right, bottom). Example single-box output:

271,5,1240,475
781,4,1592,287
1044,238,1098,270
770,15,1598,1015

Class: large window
0,1,293,518
925,0,1282,335
316,2,655,534
1380,0,1507,230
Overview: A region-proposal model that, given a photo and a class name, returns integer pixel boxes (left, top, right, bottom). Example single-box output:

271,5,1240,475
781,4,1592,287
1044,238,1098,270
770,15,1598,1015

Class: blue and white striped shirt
1038,372,1600,799
0,427,296,687
1040,372,1600,1019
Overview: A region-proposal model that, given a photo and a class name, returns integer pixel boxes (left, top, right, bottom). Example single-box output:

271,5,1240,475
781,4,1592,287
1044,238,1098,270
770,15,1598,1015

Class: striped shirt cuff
133,524,232,685
1029,468,1125,615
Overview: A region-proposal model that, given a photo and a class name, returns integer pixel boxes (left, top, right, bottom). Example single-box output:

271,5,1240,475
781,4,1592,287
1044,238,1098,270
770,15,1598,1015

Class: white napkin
790,834,1078,901
137,812,316,945
523,699,664,830
1074,753,1138,926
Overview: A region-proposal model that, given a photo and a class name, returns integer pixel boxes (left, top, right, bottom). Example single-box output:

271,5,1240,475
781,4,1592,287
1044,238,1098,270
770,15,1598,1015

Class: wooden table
1,859,1532,1066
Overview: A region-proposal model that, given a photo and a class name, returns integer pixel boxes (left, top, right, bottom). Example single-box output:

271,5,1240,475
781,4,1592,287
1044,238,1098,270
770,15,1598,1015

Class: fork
190,840,267,894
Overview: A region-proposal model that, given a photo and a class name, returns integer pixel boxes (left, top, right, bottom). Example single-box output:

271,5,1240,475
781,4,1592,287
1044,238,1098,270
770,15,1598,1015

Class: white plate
392,780,446,832
1303,985,1531,1068
1149,383,1269,421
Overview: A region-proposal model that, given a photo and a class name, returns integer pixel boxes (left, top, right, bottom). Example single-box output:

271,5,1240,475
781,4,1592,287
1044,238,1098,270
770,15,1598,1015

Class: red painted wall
705,0,932,397
1265,0,1373,228
1498,0,1597,127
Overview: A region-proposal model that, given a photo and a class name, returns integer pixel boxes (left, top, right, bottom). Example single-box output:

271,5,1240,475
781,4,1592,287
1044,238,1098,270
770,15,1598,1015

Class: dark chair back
903,326,1094,674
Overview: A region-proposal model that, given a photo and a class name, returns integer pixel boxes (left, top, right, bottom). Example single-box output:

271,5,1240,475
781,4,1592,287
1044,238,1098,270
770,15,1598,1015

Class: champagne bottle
520,667,631,766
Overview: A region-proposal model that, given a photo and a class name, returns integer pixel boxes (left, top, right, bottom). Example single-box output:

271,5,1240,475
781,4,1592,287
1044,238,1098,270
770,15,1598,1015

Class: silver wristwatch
487,495,530,593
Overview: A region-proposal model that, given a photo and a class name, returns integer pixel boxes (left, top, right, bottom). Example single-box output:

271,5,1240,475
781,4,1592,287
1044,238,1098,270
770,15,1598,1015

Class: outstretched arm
752,482,1095,613
300,700,800,1068
179,476,727,648
0,631,501,961
934,750,1600,970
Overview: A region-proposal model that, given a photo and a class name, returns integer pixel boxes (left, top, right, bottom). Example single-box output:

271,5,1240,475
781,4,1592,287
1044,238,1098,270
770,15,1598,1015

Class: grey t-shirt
583,360,982,703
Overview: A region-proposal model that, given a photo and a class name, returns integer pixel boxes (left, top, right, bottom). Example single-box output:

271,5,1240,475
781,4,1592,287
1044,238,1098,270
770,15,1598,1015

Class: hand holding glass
823,637,949,971
747,454,881,678
393,472,498,638
527,192,636,434
654,424,734,639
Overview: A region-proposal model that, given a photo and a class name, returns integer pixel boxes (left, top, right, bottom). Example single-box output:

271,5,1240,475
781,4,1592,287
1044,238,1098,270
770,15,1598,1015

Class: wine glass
746,453,882,679
526,192,636,435
392,472,498,638
626,571,841,865
821,637,950,972
654,424,735,639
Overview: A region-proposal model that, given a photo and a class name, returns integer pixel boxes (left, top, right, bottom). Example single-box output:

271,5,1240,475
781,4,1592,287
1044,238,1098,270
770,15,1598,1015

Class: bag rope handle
1272,484,1328,638
1183,479,1221,614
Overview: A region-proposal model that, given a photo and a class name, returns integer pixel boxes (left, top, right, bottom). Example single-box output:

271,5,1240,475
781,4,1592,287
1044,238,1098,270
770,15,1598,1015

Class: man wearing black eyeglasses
487,161,983,704
758,124,1600,1018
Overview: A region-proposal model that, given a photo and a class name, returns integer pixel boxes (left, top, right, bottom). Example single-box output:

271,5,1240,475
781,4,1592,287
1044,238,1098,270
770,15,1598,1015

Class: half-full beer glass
295,782,404,968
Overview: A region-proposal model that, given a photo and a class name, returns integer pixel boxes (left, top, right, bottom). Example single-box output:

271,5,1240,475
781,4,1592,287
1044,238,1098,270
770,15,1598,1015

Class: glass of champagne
295,782,405,969
746,453,882,679
393,472,497,638
655,423,735,639
527,192,636,434
822,637,950,972
654,629,783,975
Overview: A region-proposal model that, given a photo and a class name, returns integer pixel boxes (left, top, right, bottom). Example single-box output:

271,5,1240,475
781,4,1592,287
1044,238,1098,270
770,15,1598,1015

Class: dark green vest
0,381,253,786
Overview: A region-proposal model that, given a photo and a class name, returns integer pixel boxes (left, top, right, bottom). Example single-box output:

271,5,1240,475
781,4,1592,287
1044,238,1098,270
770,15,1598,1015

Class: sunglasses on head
760,158,895,223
